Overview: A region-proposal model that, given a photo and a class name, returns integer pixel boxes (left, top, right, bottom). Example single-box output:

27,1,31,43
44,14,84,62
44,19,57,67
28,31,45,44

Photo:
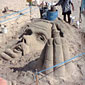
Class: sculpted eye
36,33,47,43
39,35,45,41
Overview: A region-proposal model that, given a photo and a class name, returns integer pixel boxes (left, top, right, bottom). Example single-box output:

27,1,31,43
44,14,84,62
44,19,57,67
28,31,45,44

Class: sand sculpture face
1,20,52,60
13,21,52,56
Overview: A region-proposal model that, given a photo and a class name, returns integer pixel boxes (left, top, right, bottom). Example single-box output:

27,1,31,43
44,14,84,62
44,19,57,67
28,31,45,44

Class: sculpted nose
22,36,26,44
22,35,33,45
22,35,28,44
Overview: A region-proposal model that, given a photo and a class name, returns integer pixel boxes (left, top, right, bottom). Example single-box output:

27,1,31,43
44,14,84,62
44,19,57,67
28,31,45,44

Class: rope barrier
0,10,29,23
0,7,38,23
0,7,29,18
36,53,85,75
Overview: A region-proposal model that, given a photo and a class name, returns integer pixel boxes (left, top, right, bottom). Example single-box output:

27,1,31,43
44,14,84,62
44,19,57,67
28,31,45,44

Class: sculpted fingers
52,23,66,77
42,38,54,84
52,23,59,38
53,37,66,77
43,38,53,74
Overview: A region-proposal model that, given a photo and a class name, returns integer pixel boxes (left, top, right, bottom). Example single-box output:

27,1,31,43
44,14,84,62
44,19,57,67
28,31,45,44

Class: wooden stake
36,69,38,85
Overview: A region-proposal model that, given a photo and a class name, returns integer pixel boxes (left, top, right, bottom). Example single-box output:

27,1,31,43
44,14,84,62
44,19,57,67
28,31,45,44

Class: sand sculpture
0,19,82,85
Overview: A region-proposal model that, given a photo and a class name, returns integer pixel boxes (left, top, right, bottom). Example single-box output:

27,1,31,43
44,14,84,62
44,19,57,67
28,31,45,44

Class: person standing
54,0,74,23
81,0,85,15
80,0,85,30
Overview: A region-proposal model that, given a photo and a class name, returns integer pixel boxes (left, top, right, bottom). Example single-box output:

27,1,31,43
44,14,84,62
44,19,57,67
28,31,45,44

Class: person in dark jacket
54,0,74,23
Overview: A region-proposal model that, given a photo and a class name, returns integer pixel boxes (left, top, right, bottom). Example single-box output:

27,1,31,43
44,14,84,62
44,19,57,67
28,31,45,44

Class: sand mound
0,18,85,85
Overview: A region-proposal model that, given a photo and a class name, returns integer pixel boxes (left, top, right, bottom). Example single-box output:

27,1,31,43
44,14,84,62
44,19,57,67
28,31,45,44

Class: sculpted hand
39,24,81,80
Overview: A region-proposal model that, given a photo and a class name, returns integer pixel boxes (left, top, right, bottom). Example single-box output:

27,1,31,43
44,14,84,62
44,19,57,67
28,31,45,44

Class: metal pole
30,2,32,20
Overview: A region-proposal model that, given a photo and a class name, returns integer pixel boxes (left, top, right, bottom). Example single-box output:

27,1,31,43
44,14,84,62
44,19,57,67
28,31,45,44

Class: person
54,0,74,23
81,0,85,15
26,0,32,6
39,1,49,19
0,77,7,85
79,0,85,30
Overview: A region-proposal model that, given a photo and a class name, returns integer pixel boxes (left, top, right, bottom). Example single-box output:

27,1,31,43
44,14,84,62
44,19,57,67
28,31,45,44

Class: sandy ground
0,0,85,85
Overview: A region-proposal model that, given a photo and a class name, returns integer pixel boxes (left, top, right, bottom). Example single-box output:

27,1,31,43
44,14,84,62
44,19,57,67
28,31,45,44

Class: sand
0,0,85,85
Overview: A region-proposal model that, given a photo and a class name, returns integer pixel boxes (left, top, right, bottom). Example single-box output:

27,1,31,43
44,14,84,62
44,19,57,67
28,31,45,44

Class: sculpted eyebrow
29,27,49,39
36,32,47,39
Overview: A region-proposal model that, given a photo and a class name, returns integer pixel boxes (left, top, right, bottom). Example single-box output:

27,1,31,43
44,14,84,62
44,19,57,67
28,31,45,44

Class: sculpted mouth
13,44,23,56
0,43,24,61
0,48,19,61
13,45,22,52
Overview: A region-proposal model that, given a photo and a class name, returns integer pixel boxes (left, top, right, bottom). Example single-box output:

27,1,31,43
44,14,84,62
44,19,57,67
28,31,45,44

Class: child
54,0,74,23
